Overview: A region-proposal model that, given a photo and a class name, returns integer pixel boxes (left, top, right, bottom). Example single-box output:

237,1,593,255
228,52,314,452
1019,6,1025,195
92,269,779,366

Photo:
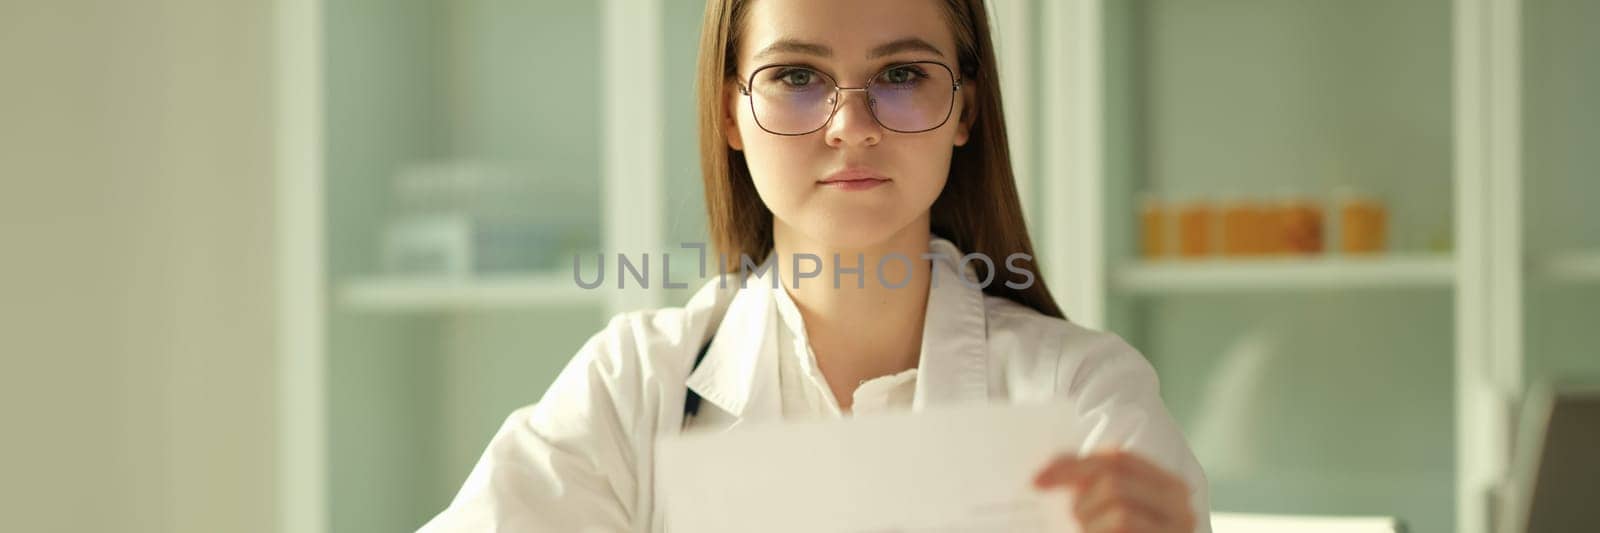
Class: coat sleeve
1056,329,1214,533
419,313,651,533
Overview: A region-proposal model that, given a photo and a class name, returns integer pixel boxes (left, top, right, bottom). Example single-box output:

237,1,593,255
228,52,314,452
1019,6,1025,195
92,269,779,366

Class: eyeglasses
736,61,963,136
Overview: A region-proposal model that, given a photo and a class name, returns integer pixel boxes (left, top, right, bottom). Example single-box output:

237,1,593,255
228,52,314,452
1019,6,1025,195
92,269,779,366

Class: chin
798,210,920,252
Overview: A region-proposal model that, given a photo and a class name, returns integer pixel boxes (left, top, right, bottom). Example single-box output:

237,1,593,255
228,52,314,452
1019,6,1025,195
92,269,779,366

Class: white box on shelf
381,214,473,277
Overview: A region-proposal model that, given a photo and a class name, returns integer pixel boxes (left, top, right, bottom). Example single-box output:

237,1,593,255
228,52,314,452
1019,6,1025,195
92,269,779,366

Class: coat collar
684,237,991,426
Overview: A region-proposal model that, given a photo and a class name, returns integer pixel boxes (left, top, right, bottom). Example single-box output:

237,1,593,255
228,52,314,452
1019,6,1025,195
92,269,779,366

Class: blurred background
1,0,1594,532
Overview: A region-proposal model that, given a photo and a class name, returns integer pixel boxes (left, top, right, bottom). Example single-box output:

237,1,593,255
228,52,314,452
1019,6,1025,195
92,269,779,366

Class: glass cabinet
1096,1,1457,531
1035,1,1596,532
1522,0,1600,390
319,1,708,531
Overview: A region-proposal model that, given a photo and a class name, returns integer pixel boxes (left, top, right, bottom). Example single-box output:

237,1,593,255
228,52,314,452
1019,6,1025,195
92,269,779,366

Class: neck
770,217,934,382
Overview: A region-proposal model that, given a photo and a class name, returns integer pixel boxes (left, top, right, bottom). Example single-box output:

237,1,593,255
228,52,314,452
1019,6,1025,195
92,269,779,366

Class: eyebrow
869,37,945,59
753,37,946,61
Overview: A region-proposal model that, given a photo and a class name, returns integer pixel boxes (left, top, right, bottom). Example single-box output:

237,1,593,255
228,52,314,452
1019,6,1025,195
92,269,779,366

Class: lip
818,167,891,190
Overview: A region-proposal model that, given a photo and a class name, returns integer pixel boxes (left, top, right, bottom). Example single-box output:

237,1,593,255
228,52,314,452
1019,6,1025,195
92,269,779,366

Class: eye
776,68,819,87
878,65,927,86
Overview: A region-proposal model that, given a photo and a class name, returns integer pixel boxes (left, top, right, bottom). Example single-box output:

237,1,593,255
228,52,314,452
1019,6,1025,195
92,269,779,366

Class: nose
825,88,881,148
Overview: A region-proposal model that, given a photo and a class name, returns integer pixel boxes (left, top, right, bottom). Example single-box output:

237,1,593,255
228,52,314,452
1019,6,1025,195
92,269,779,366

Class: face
726,0,976,251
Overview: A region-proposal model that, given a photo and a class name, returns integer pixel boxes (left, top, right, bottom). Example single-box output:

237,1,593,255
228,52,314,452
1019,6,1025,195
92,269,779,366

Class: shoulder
572,303,705,388
522,301,710,446
544,279,732,418
981,294,1160,398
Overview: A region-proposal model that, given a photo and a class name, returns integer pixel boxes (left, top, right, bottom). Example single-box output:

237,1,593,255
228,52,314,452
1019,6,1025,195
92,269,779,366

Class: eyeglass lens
747,63,956,135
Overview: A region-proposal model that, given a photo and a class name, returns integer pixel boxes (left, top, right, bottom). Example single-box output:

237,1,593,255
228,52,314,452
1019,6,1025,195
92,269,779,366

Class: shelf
1113,254,1456,294
1540,250,1600,284
341,271,606,312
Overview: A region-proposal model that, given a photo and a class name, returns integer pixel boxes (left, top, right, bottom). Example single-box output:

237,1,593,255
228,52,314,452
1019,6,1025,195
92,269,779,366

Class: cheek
896,135,955,196
740,134,818,209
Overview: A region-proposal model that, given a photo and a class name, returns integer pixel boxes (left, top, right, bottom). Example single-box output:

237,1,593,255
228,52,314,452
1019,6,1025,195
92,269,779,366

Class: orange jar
1279,198,1326,255
1263,203,1287,255
1139,197,1170,259
1339,195,1387,254
1176,200,1216,258
1221,201,1267,257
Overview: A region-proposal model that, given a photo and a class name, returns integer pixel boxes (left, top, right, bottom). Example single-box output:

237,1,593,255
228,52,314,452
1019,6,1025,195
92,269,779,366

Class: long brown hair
696,0,1064,320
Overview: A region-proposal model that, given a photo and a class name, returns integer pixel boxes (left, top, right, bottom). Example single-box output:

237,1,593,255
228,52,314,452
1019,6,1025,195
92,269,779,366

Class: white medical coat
420,237,1211,532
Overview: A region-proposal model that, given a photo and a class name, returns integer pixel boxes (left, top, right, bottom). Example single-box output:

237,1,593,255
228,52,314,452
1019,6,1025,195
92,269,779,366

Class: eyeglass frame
734,60,964,136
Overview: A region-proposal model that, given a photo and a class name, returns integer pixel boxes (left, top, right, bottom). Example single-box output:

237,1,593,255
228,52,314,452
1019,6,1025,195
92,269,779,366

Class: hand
1031,450,1195,533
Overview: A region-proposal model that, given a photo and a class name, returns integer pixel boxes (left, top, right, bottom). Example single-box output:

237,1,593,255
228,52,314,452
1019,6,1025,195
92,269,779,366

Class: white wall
0,1,279,532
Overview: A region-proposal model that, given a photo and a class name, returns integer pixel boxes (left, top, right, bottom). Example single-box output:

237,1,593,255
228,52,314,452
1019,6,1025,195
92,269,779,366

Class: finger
1033,451,1195,530
1089,450,1191,496
1031,454,1075,488
1079,451,1195,528
1032,450,1187,495
1051,450,1188,499
1033,453,1131,488
1032,454,1108,489
1073,468,1188,529
1080,502,1163,533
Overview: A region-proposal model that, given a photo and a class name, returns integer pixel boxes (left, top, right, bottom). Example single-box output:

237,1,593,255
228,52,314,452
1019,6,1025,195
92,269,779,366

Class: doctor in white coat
423,0,1209,531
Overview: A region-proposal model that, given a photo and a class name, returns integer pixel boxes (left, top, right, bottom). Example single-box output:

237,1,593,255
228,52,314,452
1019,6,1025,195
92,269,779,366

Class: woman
422,0,1208,531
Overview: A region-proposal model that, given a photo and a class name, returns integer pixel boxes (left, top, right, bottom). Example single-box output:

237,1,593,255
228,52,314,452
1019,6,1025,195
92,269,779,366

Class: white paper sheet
657,401,1086,533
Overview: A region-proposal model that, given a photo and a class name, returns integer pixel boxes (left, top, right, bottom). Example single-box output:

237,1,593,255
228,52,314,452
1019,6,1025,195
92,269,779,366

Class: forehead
738,0,958,65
